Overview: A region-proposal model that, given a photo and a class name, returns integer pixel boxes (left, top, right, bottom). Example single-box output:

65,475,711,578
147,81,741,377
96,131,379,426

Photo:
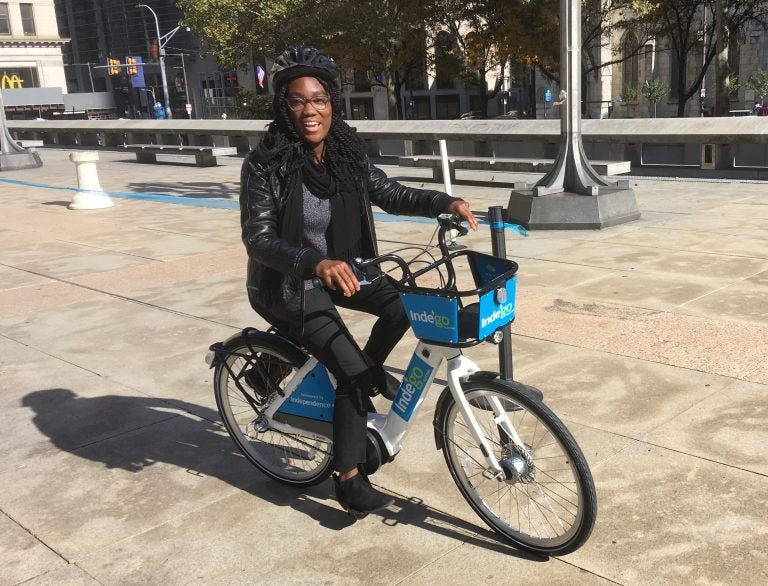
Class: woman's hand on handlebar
447,200,479,231
314,259,360,297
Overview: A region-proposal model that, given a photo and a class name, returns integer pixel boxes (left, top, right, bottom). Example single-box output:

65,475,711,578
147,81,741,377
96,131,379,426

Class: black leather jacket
240,151,458,337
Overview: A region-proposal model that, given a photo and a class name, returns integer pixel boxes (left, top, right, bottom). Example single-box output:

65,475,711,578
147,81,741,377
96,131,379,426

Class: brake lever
437,213,468,236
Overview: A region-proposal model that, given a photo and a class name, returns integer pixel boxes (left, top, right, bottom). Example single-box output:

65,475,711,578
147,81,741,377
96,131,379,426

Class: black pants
300,275,409,473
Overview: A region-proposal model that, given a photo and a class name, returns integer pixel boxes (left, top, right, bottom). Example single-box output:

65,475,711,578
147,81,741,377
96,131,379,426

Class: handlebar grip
437,213,460,224
307,277,324,290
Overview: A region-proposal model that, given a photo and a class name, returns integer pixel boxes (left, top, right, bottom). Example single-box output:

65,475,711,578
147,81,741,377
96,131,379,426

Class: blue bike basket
399,250,518,346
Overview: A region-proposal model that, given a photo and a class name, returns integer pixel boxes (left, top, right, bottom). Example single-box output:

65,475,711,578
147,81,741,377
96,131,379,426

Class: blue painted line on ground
0,176,528,235
0,176,239,209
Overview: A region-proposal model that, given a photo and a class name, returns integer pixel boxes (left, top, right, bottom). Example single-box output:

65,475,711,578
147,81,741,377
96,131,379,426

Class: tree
232,89,272,119
318,1,433,120
426,0,508,117
582,1,656,83
631,1,768,117
496,0,658,117
176,0,311,69
178,0,431,119
642,78,669,117
748,69,768,106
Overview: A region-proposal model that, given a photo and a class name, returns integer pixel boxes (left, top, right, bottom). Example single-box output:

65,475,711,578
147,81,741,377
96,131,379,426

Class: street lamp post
165,52,191,116
136,3,172,118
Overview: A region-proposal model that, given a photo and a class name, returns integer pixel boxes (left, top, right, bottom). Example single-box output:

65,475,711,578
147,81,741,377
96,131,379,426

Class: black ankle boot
370,365,400,401
334,472,394,517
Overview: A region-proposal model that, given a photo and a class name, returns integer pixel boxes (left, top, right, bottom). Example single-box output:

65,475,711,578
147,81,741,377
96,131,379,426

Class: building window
728,34,742,81
622,32,639,97
20,3,35,36
435,94,460,119
353,69,371,92
0,66,40,88
350,97,374,120
668,48,680,99
0,4,10,35
407,95,431,119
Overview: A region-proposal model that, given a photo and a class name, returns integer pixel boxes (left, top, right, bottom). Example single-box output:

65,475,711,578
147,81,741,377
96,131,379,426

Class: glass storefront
0,67,39,88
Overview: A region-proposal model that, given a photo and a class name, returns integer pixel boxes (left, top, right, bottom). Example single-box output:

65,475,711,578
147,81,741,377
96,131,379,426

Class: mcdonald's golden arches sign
1,74,23,88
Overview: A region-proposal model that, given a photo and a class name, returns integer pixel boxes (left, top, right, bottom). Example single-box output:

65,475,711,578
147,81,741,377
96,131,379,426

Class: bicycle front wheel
437,379,596,555
214,335,334,487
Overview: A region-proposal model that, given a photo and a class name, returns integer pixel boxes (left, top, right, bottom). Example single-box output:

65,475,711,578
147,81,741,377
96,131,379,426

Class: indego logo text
394,362,430,421
480,302,514,329
409,309,451,329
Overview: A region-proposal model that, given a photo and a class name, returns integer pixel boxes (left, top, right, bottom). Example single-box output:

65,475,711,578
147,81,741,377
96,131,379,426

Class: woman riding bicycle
239,45,477,515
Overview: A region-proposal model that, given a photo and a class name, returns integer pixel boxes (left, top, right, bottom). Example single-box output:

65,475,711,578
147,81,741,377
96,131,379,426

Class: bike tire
436,379,596,555
214,334,334,487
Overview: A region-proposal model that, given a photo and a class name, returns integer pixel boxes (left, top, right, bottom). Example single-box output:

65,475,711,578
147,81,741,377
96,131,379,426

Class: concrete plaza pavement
0,149,766,585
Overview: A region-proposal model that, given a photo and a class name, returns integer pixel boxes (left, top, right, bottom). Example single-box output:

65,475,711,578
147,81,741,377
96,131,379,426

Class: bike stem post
488,205,514,381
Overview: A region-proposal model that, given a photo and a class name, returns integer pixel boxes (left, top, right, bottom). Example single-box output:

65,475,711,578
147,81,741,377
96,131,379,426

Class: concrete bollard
68,151,114,210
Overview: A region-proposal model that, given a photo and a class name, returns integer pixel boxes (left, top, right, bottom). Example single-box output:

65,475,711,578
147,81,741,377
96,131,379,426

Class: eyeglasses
285,96,331,112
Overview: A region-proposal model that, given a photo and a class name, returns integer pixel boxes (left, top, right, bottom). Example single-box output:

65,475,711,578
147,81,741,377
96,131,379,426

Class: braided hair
254,77,368,184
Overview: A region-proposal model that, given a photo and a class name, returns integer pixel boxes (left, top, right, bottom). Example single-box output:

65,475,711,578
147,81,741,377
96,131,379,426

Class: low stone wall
7,118,768,178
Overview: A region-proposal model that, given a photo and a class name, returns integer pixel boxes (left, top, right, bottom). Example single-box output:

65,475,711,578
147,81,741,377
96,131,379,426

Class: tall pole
180,52,189,103
701,4,708,117
137,4,172,119
507,0,640,229
0,89,42,170
533,0,609,196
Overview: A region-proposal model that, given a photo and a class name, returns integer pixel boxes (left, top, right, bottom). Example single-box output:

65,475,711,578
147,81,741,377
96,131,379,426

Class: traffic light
108,57,120,76
127,57,138,76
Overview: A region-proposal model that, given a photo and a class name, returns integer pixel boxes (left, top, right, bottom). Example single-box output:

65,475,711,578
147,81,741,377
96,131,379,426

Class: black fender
207,327,308,369
432,372,544,451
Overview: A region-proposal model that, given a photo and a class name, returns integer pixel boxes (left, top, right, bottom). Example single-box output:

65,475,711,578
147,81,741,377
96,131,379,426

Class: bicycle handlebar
354,214,468,289
308,215,470,292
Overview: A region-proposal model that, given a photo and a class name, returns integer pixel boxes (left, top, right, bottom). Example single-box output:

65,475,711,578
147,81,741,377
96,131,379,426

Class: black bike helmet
270,45,341,91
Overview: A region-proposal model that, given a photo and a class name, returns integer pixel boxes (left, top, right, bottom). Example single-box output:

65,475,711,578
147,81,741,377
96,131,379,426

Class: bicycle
206,214,597,556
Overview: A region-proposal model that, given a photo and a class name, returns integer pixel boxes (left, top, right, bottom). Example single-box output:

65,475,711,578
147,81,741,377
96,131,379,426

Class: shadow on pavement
126,180,240,199
23,388,544,559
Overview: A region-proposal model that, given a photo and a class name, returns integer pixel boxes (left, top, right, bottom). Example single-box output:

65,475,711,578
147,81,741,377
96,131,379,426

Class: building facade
608,17,768,118
0,0,67,116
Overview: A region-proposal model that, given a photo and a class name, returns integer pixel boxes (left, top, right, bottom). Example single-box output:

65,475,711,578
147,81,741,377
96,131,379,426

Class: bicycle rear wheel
214,334,334,487
436,379,596,555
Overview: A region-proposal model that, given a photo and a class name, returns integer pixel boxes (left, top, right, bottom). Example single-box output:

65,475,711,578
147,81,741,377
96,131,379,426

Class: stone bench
18,140,44,149
122,144,238,167
397,155,631,182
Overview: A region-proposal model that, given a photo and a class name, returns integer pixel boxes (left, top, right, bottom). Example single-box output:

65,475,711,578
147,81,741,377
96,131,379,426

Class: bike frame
261,339,526,477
